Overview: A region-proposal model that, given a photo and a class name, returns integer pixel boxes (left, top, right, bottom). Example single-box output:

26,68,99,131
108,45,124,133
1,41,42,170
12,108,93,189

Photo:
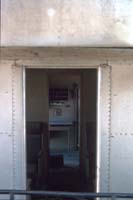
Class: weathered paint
1,0,133,47
0,61,26,192
1,48,133,195
1,47,133,67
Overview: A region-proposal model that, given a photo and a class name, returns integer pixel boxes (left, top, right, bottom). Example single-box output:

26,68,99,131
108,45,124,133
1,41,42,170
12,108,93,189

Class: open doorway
26,68,97,192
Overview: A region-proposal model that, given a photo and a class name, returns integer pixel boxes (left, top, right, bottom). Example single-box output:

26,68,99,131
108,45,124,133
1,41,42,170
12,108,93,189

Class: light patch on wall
47,8,56,17
127,16,133,45
114,15,133,45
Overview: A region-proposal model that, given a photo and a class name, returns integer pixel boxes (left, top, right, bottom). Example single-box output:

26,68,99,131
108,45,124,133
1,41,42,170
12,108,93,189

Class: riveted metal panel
109,64,133,193
0,62,13,189
100,65,112,192
11,65,26,190
2,58,133,195
0,62,26,194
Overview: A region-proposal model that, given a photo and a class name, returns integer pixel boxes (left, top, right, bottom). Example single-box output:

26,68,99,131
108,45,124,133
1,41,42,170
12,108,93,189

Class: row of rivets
107,65,112,192
12,65,17,188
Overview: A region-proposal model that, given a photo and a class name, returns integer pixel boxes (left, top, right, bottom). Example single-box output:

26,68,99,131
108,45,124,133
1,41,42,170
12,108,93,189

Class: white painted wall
100,64,133,193
109,64,133,193
1,49,133,194
1,0,133,46
0,61,26,200
0,62,13,190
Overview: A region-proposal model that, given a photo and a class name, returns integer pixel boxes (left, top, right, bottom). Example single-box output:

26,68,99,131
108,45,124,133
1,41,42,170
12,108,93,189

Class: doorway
25,68,98,192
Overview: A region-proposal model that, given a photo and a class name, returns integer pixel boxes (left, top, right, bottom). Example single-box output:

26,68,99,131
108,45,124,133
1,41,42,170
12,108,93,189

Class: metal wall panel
0,62,13,190
99,64,133,193
11,65,26,190
0,62,26,198
109,64,133,192
1,58,133,195
99,65,111,192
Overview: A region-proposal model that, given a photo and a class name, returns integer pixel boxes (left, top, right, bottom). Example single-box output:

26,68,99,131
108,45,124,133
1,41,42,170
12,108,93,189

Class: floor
48,151,88,192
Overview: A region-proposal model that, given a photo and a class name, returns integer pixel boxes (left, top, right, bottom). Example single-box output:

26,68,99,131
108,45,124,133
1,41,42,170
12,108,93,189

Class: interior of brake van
26,69,97,193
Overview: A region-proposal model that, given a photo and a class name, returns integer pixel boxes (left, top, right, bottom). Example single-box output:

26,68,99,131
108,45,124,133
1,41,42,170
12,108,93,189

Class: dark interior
26,69,97,193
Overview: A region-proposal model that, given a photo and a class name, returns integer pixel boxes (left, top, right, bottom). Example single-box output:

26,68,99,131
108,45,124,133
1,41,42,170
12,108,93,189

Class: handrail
0,190,133,200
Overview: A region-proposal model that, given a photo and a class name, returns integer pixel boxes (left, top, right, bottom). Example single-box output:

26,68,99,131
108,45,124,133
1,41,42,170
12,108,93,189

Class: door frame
22,65,102,192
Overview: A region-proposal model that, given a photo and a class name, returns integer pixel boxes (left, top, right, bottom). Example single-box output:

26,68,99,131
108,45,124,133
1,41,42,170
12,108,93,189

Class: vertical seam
12,64,17,189
107,65,112,192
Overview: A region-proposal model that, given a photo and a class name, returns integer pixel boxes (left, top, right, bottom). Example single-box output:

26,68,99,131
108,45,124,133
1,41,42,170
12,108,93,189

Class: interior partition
80,70,97,192
26,69,49,189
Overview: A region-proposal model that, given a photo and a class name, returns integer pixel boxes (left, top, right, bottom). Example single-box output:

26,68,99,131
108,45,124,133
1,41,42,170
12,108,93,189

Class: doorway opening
26,68,98,193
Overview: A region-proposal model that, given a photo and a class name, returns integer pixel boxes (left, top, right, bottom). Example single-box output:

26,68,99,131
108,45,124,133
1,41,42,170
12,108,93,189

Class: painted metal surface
1,55,133,195
96,67,101,192
11,65,26,190
0,62,13,190
1,190,133,200
99,65,111,192
109,64,133,193
1,48,133,68
1,0,133,47
100,63,133,194
0,62,26,197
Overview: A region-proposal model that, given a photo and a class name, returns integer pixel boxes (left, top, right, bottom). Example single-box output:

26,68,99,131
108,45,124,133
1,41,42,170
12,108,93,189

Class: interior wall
80,70,97,191
26,69,48,122
26,70,80,153
48,71,81,152
26,68,97,189
48,71,81,87
26,69,49,189
50,131,75,152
